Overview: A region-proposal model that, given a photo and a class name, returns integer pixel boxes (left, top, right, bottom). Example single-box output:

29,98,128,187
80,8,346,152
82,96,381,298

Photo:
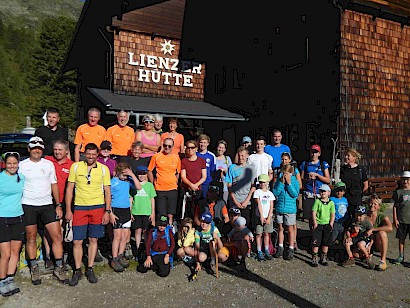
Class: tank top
140,130,158,158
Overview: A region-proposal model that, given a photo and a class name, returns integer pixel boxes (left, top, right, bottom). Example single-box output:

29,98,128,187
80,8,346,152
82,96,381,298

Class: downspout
98,27,113,92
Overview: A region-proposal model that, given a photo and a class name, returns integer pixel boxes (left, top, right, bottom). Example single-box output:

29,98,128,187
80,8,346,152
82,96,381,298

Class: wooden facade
340,9,410,177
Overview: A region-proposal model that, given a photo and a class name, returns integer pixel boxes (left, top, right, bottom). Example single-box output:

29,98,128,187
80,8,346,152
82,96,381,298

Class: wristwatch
56,203,62,207
105,209,112,214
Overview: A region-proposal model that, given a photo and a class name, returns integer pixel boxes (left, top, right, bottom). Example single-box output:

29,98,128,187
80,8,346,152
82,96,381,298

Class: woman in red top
135,114,161,158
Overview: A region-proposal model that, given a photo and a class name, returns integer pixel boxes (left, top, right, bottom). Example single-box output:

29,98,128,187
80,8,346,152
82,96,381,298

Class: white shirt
19,158,57,206
248,152,273,180
253,189,275,218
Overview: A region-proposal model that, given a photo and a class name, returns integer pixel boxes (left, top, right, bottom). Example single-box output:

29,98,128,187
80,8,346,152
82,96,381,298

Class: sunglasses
4,152,20,160
259,181,266,184
144,120,154,124
30,140,44,145
200,220,210,224
186,146,196,150
163,144,173,148
85,171,92,185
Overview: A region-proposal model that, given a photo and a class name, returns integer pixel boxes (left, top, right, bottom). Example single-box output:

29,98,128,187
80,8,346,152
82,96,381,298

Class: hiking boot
45,257,54,270
53,265,69,284
264,250,273,260
119,255,129,268
319,254,329,266
343,258,355,267
366,256,375,270
94,249,103,263
4,277,19,295
85,267,98,283
30,265,42,285
0,279,13,297
393,255,404,265
311,255,319,267
111,258,124,272
124,243,133,260
273,246,284,258
377,260,387,271
69,270,82,287
283,248,295,261
256,251,266,262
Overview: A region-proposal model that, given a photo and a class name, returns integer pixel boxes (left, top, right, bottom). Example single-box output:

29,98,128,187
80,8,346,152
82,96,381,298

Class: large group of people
0,106,408,296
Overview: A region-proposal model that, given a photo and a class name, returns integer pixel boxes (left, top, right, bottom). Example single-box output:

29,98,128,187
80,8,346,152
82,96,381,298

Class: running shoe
393,255,404,265
264,250,273,260
5,277,19,295
273,246,284,258
256,251,266,262
0,279,13,297
377,260,387,271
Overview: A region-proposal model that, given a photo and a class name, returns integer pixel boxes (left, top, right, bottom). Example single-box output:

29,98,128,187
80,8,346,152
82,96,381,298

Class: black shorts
396,223,410,241
22,204,58,227
112,207,132,229
312,224,333,247
0,216,25,243
132,215,151,231
352,235,372,248
156,190,178,215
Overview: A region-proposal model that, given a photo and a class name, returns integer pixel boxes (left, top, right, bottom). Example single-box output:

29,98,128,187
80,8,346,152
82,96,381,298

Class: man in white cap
19,136,68,285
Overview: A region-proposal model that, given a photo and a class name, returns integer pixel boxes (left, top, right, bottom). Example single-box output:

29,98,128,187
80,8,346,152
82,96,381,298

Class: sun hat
28,136,45,149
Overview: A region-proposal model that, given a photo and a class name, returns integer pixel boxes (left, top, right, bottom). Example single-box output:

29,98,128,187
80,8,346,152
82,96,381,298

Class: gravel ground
2,206,410,308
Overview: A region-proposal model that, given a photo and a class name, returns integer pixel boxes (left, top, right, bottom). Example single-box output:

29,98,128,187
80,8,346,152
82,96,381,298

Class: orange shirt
74,123,106,153
106,124,135,156
148,152,181,191
161,132,185,154
194,201,228,218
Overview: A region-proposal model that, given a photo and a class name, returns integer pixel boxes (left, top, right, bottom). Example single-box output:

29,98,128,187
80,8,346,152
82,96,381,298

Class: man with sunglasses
19,136,69,285
148,138,181,230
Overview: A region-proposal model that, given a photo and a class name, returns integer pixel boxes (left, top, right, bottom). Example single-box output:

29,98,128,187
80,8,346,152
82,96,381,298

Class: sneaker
283,248,294,260
45,257,54,270
393,255,404,265
311,255,319,267
320,254,329,266
119,255,129,268
124,243,133,260
110,258,125,273
264,250,273,260
94,250,103,263
86,267,98,283
69,270,82,287
0,279,12,297
30,265,42,285
273,246,284,258
4,277,19,295
377,260,387,271
256,251,266,262
343,258,355,267
366,256,375,270
53,265,69,284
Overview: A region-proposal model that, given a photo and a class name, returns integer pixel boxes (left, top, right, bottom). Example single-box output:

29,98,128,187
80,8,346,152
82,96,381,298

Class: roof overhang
88,87,247,122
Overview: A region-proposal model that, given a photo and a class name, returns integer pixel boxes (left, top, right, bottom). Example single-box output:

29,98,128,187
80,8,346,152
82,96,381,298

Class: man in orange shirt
106,110,134,160
148,138,181,229
73,107,106,162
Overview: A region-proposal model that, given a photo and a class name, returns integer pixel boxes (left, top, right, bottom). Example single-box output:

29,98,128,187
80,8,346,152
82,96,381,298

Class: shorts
352,235,372,248
396,223,410,241
0,216,25,243
132,215,151,230
23,204,59,227
112,207,131,229
156,190,178,215
255,218,274,235
275,213,296,226
311,224,333,247
72,205,105,240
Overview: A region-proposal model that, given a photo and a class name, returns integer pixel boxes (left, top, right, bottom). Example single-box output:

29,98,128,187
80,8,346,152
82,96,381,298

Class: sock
264,246,269,253
55,258,63,267
399,252,404,257
279,243,284,247
257,246,261,252
29,259,37,267
289,246,294,250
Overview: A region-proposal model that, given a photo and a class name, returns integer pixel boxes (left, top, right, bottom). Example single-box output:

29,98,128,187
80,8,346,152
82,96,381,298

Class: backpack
151,225,174,268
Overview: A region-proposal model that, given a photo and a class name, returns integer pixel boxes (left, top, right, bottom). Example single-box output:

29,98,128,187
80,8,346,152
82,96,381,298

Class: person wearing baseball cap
330,181,349,244
234,136,255,163
97,140,116,178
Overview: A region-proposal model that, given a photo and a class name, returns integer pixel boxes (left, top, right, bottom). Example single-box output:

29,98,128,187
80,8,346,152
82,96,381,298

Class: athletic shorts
156,190,178,215
23,204,59,227
132,215,151,230
396,223,410,241
275,213,296,226
311,224,333,247
0,216,25,243
112,207,131,229
72,205,105,240
255,218,274,235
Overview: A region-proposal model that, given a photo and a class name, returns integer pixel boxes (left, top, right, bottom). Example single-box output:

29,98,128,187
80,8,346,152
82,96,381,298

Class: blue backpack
151,225,174,268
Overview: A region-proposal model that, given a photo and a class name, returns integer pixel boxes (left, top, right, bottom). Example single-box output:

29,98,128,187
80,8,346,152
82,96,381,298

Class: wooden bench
367,177,400,202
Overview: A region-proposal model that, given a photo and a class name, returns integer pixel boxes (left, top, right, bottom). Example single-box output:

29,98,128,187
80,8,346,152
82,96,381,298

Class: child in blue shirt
330,181,349,244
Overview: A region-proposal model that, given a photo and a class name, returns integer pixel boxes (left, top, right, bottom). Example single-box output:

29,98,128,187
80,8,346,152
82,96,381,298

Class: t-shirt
370,212,387,228
392,189,410,224
300,160,330,194
0,171,25,217
111,177,132,209
161,132,184,155
181,156,206,190
97,156,117,178
339,164,368,207
253,189,275,218
106,124,135,156
330,196,349,223
195,225,221,245
35,125,69,156
19,158,57,206
74,123,106,153
148,152,181,191
45,156,74,203
196,151,216,185
67,161,111,206
225,163,256,205
132,181,156,215
248,152,273,180
264,144,291,169
119,156,150,175
215,156,232,192
312,199,335,225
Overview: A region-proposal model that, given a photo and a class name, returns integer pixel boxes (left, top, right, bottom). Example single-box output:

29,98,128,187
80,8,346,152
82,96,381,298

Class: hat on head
242,136,252,144
310,144,321,152
333,181,346,191
228,207,241,215
200,211,213,224
135,165,148,174
234,216,246,227
355,205,367,215
142,114,155,123
319,184,331,192
156,214,168,226
258,174,270,183
400,171,410,178
28,136,45,149
100,140,112,150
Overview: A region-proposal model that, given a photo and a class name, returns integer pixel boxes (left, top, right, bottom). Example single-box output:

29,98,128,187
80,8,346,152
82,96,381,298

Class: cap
200,211,213,224
100,140,112,150
242,136,252,144
135,165,149,174
333,181,346,191
156,214,168,226
234,216,246,227
319,184,331,192
28,136,45,149
400,171,410,178
355,205,367,215
228,207,241,215
310,144,321,152
258,174,270,183
142,114,155,123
